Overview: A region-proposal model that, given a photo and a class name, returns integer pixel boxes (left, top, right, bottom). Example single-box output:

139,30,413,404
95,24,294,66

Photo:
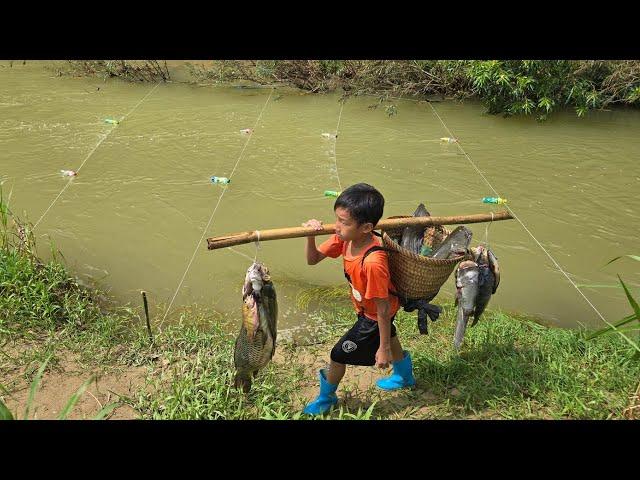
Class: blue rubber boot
375,350,416,391
303,369,338,415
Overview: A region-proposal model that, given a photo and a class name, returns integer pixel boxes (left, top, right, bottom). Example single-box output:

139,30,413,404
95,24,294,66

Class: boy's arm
302,219,327,265
365,258,394,369
374,297,393,369
305,236,327,265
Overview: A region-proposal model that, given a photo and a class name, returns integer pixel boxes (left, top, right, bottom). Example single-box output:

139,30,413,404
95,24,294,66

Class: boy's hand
302,219,324,231
303,219,326,265
375,346,392,369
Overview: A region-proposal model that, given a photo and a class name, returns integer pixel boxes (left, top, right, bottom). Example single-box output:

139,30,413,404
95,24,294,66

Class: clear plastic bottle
104,118,119,125
482,197,507,205
440,137,457,143
211,176,231,185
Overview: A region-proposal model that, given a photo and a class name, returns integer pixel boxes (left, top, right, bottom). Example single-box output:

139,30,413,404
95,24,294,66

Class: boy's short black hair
334,183,385,226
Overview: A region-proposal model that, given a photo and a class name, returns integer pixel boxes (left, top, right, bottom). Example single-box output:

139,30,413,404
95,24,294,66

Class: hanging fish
470,245,500,327
453,260,479,350
233,262,278,393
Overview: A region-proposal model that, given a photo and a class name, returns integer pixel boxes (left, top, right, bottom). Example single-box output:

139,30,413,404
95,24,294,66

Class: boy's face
334,207,373,242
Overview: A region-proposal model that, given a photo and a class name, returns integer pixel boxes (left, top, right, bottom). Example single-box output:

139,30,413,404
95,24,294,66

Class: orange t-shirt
317,234,400,321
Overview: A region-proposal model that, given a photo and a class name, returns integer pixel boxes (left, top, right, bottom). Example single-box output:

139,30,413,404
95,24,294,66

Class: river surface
1,61,639,333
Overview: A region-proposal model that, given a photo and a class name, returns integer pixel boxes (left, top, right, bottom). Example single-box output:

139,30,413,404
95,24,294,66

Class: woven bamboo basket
381,215,465,301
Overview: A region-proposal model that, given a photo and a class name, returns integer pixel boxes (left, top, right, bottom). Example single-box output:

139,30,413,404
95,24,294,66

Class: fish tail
471,298,489,327
454,307,469,350
234,373,252,393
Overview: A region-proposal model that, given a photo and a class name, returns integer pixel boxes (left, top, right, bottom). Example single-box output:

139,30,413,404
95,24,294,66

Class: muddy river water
1,61,638,333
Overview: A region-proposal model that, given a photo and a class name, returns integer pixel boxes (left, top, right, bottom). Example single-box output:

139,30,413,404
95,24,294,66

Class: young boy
301,183,416,416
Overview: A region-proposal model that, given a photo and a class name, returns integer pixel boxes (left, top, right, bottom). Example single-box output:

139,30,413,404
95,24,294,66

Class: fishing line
253,230,261,262
426,101,635,343
332,99,344,191
33,83,160,229
159,88,275,328
483,211,494,247
227,246,257,262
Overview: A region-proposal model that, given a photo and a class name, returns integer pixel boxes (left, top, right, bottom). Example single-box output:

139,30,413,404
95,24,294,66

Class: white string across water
159,88,275,327
332,100,344,191
33,83,160,229
426,101,638,348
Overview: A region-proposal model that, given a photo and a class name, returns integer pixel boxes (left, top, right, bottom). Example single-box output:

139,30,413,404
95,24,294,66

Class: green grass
0,192,153,395
295,284,350,311
127,321,309,420
118,304,639,420
397,307,638,419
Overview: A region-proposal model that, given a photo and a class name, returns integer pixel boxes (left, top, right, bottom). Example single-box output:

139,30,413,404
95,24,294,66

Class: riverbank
55,60,640,120
1,206,639,419
3,299,640,420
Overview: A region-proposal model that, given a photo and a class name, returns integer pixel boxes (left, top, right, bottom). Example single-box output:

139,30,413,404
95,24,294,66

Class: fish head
243,262,271,299
433,226,472,259
456,260,479,311
450,227,473,256
242,262,276,340
472,245,490,266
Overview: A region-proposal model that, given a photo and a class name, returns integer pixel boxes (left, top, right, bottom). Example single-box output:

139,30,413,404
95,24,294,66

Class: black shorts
330,314,397,366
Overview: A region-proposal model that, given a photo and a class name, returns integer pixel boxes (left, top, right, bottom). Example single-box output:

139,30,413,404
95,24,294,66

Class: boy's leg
303,360,342,415
390,335,404,363
303,315,369,415
376,332,416,391
326,360,346,385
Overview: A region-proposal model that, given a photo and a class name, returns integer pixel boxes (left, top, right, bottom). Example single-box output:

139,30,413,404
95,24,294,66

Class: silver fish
431,226,473,259
400,203,430,254
487,248,500,294
233,262,278,392
470,246,496,327
453,260,479,350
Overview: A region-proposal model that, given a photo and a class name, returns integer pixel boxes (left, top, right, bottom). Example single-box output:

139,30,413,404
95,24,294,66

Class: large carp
233,262,278,393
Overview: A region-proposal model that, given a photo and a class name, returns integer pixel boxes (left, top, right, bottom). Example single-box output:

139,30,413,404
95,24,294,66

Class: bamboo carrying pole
206,210,513,250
